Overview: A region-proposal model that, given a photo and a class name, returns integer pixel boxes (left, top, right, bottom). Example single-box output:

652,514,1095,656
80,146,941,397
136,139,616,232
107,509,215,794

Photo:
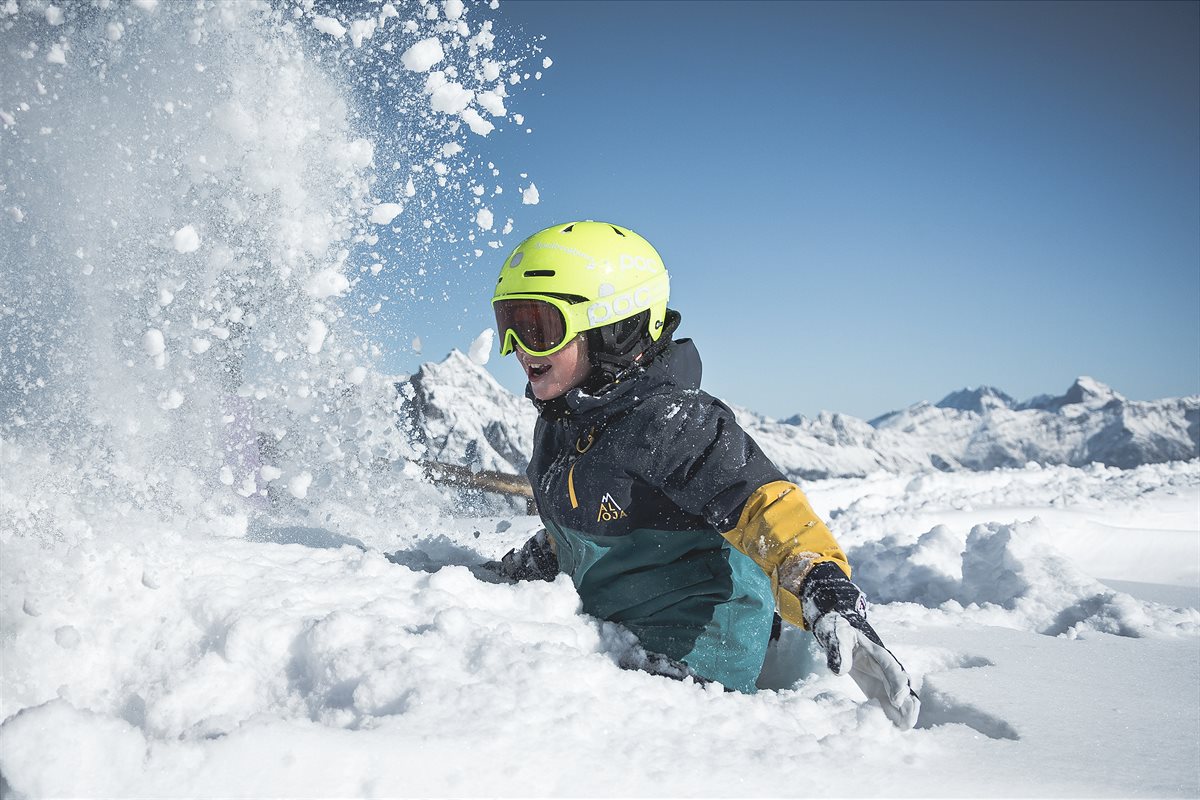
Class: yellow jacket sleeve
720,480,850,629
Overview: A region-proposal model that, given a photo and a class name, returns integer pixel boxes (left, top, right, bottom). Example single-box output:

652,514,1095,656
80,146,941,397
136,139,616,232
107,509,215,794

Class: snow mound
851,520,1199,639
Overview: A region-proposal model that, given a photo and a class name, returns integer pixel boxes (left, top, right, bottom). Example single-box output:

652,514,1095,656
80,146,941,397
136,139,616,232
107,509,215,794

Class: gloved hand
801,562,921,729
478,528,559,583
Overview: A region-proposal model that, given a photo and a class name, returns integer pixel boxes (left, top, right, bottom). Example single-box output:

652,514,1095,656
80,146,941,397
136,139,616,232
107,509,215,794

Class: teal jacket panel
545,521,774,693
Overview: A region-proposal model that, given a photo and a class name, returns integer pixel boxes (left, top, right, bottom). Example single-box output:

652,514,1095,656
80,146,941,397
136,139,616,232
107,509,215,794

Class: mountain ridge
394,353,1199,481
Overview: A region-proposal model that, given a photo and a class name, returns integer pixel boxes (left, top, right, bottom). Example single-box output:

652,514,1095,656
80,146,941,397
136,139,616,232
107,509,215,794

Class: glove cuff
800,561,867,629
493,528,559,582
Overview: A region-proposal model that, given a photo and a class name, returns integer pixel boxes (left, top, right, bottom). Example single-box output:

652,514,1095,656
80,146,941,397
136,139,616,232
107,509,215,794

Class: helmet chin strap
531,310,682,420
584,309,682,391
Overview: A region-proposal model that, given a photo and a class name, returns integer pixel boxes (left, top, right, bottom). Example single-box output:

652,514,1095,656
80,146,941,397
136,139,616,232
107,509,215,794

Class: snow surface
2,449,1197,797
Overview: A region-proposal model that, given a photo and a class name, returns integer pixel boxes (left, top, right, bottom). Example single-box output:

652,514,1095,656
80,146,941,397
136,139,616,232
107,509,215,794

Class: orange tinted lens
494,299,567,353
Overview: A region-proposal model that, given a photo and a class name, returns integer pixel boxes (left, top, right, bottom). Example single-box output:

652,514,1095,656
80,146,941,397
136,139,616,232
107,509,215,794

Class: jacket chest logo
597,492,628,522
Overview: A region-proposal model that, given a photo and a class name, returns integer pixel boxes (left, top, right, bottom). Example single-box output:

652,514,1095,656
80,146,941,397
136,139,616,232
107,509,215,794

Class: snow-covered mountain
397,350,537,475
867,376,1199,471
399,352,1198,480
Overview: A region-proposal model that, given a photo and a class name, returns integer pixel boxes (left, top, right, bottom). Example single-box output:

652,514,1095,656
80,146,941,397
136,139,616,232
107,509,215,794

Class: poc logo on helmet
619,253,659,273
587,286,653,326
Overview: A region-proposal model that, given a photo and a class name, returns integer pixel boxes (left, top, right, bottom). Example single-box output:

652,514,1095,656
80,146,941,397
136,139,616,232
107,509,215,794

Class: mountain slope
395,350,537,500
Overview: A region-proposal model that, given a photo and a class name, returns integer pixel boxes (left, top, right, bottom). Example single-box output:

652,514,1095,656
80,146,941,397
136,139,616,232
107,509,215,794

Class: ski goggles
493,272,669,358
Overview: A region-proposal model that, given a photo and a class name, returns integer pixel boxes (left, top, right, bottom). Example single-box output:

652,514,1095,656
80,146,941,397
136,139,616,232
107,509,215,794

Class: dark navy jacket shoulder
526,338,785,536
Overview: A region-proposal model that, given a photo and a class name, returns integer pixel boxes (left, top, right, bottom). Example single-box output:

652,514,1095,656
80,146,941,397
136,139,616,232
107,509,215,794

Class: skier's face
516,334,590,400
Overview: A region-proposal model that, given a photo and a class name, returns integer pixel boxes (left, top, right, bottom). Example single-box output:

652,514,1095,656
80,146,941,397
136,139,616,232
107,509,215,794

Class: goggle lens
494,298,568,355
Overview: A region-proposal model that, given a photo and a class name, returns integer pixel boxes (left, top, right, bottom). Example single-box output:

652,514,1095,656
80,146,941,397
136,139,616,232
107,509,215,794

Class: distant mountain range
395,351,1199,481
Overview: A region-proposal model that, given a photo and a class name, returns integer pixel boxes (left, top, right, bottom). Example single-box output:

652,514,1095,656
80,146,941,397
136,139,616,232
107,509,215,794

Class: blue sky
373,0,1199,420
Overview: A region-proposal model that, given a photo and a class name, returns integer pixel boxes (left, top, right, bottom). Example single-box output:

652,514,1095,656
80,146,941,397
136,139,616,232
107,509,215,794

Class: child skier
487,221,919,728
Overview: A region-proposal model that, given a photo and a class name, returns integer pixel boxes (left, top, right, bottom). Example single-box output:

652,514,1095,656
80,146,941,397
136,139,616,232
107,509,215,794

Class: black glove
802,562,921,729
479,528,559,583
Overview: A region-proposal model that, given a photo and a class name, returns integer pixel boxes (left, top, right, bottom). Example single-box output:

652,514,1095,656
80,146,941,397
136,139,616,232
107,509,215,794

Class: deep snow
2,454,1198,797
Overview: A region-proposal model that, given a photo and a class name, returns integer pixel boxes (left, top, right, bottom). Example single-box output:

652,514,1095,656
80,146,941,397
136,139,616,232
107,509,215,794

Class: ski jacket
525,332,849,692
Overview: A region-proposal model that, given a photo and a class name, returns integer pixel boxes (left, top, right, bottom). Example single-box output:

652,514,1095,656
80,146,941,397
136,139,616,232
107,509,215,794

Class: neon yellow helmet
492,221,670,358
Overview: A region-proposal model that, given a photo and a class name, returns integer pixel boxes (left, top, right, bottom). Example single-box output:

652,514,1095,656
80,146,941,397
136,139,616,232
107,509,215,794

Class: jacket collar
529,322,702,425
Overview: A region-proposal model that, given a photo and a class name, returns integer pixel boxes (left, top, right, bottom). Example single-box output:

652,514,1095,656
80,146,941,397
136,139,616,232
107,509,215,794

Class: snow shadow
756,625,821,690
384,534,486,573
915,677,1020,741
245,522,367,551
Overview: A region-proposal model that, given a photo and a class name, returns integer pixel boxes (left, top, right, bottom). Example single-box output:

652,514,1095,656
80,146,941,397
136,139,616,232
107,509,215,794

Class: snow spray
0,0,545,540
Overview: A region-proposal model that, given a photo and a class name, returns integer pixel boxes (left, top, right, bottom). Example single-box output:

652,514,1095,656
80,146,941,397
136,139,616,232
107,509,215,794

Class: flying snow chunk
543,57,553,69
105,21,124,41
349,18,377,47
132,0,159,10
237,474,258,497
476,207,494,231
477,90,506,117
461,108,494,137
334,139,374,171
370,203,403,225
412,336,423,354
173,225,200,253
305,269,350,299
142,329,165,357
46,43,66,65
158,390,185,410
288,471,313,499
468,329,494,366
45,5,63,25
522,183,540,205
443,0,465,20
313,15,347,39
401,37,444,72
426,73,474,114
304,319,329,354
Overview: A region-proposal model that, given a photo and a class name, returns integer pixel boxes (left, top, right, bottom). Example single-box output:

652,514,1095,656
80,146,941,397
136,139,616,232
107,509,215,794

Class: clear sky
371,0,1199,420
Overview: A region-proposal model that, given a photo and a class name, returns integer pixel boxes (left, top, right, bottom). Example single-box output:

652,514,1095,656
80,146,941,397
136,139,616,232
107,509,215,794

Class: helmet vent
610,225,625,237
523,270,555,277
561,224,575,233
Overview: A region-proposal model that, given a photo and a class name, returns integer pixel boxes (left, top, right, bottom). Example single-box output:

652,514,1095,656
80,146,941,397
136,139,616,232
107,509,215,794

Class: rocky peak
936,386,1015,414
1019,376,1125,412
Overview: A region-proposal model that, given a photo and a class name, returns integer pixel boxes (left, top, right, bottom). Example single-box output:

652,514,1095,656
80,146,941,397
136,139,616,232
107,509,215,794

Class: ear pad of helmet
586,310,652,377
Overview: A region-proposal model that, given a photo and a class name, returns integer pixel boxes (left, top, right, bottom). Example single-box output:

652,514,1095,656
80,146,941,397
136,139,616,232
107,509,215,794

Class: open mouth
527,363,551,379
